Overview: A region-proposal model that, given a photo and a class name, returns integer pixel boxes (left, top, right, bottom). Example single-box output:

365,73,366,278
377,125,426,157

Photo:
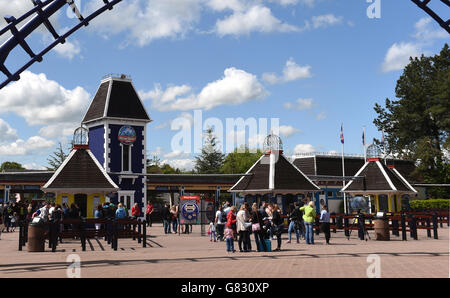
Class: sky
0,0,448,171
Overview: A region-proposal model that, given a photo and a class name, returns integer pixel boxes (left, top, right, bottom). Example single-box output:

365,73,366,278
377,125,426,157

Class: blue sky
0,0,448,171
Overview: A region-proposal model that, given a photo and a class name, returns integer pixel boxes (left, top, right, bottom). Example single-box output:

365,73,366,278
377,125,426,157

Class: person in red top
131,203,141,219
145,201,154,227
227,206,237,240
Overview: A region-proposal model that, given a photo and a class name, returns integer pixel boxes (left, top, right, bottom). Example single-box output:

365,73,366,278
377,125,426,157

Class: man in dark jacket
286,203,302,243
161,204,171,234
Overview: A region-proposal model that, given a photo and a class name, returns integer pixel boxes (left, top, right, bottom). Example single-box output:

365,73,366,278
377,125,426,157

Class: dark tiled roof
344,160,415,193
293,156,364,176
82,78,150,123
82,81,109,123
231,154,319,192
147,174,242,185
0,171,53,183
43,149,118,191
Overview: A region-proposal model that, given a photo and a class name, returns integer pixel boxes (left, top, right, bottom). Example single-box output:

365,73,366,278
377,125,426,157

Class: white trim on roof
103,80,113,118
229,154,265,191
87,149,119,189
391,168,417,193
42,149,77,189
81,81,105,125
376,160,397,191
341,161,369,192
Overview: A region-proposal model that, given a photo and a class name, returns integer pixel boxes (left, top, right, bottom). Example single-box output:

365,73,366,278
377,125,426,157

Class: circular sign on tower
118,125,136,145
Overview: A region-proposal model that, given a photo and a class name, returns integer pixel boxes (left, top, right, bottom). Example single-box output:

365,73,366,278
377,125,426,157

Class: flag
340,123,344,144
381,130,385,146
362,129,365,146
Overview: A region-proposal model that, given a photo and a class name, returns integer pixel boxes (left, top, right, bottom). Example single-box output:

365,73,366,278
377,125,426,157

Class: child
224,227,235,253
209,221,216,242
10,212,17,232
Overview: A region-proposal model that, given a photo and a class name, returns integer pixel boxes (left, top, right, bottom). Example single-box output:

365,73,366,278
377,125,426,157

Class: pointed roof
82,75,151,124
229,153,320,194
42,148,119,193
342,158,417,194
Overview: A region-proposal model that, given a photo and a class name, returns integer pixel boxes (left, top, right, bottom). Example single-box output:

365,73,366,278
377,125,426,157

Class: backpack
221,211,227,223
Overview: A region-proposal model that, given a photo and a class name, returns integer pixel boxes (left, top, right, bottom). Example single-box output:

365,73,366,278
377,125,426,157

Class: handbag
252,211,261,231
244,222,252,230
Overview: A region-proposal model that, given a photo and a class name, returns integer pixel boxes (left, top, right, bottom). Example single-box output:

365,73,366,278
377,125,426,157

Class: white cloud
381,42,422,72
381,17,448,73
145,67,267,111
85,0,202,47
413,17,448,41
161,158,195,171
215,5,300,36
53,39,81,60
0,136,55,156
310,14,343,29
163,150,191,159
293,143,315,154
316,112,327,120
284,98,314,110
0,71,91,128
0,119,18,142
23,163,48,170
262,58,312,84
279,125,300,138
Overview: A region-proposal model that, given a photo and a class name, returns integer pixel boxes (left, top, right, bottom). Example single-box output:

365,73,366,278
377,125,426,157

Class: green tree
0,161,25,172
47,142,70,171
194,127,225,174
146,155,182,174
373,44,450,198
221,146,263,174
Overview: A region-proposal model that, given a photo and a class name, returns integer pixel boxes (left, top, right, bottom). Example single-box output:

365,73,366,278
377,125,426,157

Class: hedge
409,199,450,210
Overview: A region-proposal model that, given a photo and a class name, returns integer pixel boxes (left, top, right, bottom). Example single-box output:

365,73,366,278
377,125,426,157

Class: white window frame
120,143,133,173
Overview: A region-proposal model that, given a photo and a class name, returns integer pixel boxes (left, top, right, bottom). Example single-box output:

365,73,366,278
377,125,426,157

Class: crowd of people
210,200,331,253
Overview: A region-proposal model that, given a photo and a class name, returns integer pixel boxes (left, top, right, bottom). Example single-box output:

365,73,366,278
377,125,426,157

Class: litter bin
374,212,390,241
28,218,46,252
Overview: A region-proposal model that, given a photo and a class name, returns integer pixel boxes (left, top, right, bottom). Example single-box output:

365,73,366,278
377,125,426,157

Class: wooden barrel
374,219,390,241
27,224,46,252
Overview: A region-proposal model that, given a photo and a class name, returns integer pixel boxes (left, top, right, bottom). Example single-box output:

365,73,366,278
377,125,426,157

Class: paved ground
0,223,448,278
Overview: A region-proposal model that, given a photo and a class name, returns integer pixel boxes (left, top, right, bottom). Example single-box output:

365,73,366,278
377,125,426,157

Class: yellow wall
56,193,105,218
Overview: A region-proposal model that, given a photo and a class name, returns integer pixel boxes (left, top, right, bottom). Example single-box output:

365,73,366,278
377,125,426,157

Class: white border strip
376,160,396,191
42,149,77,189
341,161,369,192
229,154,265,191
392,168,417,193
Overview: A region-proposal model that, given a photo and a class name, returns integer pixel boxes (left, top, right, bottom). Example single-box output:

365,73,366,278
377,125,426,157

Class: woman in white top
236,205,251,252
320,205,331,244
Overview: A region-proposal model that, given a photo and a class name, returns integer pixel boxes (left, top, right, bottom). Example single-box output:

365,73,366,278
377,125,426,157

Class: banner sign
118,125,136,145
180,195,200,225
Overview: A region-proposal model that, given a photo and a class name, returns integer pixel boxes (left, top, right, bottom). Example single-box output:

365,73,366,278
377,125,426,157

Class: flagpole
363,126,367,163
341,123,347,214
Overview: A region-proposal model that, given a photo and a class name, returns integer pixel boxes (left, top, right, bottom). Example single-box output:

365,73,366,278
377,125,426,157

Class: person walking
250,203,268,252
236,205,251,252
320,205,331,245
145,201,154,227
161,203,171,234
272,204,284,251
209,221,216,242
286,203,301,244
300,201,317,245
215,206,225,241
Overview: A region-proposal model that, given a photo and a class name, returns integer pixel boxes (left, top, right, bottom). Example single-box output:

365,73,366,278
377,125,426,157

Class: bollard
432,213,438,239
411,216,418,240
401,213,407,241
344,217,350,237
80,219,86,252
392,218,399,236
426,217,431,238
18,221,23,251
143,220,147,248
137,220,142,244
331,215,336,233
113,220,118,251
133,222,136,241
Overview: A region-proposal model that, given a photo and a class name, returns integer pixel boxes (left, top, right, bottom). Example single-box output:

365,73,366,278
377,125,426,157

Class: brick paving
0,224,448,278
